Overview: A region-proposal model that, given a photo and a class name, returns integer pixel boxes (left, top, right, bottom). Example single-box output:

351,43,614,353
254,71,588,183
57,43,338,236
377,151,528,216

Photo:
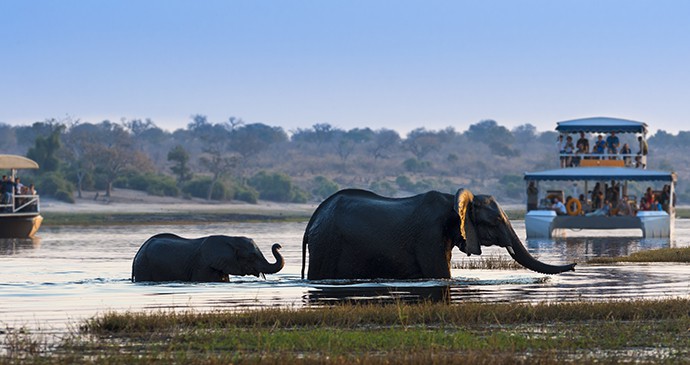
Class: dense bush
249,171,306,203
403,158,432,172
233,184,259,204
34,172,75,203
182,178,228,200
369,180,396,197
114,171,180,197
311,176,339,200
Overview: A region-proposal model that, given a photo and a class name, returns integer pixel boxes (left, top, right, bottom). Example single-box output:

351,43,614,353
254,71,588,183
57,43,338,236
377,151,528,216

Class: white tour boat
524,117,676,238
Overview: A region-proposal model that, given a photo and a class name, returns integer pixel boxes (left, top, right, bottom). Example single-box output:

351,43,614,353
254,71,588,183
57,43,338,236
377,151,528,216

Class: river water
1,220,690,332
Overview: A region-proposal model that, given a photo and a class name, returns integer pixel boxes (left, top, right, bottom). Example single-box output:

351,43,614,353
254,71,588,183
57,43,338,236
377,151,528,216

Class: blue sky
1,0,688,135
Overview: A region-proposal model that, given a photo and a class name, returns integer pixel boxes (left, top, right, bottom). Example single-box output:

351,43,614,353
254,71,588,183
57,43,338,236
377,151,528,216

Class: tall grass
589,247,690,264
4,299,690,364
452,255,524,270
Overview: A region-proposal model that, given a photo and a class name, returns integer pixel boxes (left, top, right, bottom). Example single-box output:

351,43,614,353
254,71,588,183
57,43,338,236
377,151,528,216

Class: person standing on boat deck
620,143,632,166
575,132,589,164
593,135,606,159
579,194,590,214
591,182,603,210
606,132,620,159
551,197,567,215
14,177,25,195
564,136,575,167
1,175,14,206
527,181,538,212
556,135,566,167
636,136,648,168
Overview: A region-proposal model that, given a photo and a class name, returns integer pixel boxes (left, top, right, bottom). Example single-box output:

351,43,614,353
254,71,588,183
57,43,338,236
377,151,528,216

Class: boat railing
0,193,40,214
558,152,646,169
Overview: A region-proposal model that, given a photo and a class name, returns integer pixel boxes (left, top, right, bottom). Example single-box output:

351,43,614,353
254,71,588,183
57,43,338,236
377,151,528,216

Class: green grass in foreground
589,246,690,264
4,299,690,364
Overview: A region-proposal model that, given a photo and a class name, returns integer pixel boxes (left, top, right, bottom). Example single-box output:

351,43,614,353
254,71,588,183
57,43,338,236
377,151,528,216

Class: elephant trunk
506,229,576,274
259,243,285,274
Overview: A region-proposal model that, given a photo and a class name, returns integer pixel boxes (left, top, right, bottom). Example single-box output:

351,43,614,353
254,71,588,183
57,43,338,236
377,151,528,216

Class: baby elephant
132,233,284,282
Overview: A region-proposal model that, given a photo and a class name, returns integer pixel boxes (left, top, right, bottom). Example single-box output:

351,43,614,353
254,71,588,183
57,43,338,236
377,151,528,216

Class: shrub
396,175,416,192
311,176,339,200
290,187,309,203
233,184,259,204
369,180,396,196
402,158,431,172
34,172,75,203
248,171,292,202
249,170,308,203
182,178,228,201
114,171,180,197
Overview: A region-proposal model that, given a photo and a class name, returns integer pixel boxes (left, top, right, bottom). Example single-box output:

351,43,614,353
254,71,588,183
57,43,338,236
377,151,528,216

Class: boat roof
524,167,676,182
0,155,39,170
555,117,648,134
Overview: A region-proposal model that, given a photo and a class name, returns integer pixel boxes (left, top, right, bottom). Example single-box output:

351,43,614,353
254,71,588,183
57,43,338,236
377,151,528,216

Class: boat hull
525,210,672,238
0,215,43,238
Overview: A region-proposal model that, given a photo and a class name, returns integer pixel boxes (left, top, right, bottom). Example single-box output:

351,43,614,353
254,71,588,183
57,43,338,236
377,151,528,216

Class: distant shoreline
37,189,689,226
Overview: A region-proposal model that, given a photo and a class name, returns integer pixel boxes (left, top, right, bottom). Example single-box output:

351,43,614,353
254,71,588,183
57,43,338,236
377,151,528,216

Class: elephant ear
454,189,482,256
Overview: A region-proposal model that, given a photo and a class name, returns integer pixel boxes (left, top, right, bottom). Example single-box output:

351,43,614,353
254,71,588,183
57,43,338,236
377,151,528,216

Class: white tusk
507,246,515,254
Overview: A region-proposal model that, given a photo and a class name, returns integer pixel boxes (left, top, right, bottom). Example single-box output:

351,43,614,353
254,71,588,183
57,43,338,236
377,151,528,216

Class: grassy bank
589,246,690,264
4,299,690,364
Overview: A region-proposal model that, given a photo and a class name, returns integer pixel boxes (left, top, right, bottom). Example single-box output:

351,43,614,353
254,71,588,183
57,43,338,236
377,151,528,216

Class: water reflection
1,220,690,331
526,235,672,264
305,282,451,305
0,237,41,255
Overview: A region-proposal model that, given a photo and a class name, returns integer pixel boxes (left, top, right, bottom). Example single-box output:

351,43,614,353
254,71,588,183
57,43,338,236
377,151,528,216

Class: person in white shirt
551,197,567,215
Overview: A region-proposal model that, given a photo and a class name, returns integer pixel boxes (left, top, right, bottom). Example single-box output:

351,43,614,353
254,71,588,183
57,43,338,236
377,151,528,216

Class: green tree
85,121,154,197
167,145,193,185
26,123,65,172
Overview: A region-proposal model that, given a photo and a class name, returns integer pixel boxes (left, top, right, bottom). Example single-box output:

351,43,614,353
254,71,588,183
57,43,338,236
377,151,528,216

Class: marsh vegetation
3,299,690,364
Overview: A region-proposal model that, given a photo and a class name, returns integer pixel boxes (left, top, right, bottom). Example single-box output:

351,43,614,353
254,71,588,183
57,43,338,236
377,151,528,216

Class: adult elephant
302,189,575,280
132,233,284,282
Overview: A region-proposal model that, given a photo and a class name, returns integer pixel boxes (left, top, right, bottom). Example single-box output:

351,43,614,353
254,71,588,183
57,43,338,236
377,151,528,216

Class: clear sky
1,0,689,136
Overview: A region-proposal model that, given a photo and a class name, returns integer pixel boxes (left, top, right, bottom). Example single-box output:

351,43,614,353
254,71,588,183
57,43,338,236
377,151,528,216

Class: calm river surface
2,220,690,331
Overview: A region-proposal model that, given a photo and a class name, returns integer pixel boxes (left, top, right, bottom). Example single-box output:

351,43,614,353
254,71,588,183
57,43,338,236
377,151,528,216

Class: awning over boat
556,117,647,134
524,167,676,182
0,155,39,169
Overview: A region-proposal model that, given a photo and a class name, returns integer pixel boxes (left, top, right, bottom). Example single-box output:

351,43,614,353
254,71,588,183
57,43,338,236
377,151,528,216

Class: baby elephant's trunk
259,243,285,274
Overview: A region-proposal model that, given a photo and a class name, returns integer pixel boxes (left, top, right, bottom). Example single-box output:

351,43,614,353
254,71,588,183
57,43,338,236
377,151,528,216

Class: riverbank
38,188,690,226
4,299,690,364
40,189,317,225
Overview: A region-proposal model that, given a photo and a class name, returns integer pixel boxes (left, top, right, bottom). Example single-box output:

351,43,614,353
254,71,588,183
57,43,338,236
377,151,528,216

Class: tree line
1,116,688,205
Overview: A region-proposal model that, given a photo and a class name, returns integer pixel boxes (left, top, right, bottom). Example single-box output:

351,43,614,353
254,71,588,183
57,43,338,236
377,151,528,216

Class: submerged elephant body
302,189,575,280
132,233,284,282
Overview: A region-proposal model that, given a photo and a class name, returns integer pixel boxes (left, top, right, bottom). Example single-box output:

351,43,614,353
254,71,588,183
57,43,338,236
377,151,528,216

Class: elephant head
454,189,576,274
205,237,285,278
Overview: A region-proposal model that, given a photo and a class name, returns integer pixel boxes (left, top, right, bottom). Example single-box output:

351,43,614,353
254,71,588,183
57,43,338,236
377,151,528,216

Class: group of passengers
639,185,674,214
548,181,675,217
557,132,648,168
1,175,38,212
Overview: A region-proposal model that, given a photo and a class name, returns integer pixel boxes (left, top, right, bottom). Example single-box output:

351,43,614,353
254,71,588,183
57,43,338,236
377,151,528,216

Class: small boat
0,155,43,238
524,117,676,238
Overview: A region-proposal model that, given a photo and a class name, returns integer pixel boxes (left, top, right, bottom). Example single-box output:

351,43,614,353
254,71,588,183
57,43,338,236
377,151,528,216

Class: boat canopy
524,167,676,182
556,117,647,134
0,155,39,170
